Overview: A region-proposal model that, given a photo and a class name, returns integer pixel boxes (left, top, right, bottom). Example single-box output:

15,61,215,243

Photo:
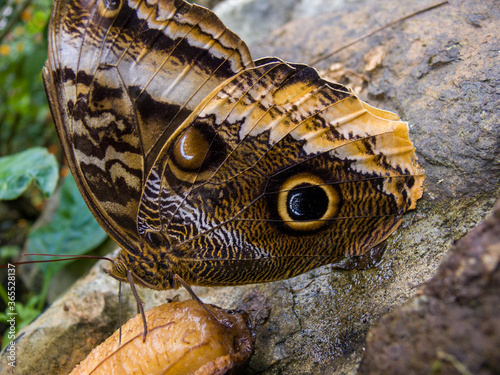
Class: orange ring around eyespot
277,173,339,231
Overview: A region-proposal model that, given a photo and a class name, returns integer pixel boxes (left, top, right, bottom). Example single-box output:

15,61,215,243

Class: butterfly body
43,0,424,291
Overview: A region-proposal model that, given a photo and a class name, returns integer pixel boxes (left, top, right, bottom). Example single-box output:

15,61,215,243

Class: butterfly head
105,250,176,290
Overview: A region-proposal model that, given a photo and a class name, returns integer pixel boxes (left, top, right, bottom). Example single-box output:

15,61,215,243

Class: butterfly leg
173,274,231,328
118,282,123,346
127,270,148,341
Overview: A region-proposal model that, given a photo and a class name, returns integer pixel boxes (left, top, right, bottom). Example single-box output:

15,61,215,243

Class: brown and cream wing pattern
137,58,424,286
43,0,254,254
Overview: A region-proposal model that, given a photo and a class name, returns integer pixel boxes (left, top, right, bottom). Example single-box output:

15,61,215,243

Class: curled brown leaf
70,300,255,375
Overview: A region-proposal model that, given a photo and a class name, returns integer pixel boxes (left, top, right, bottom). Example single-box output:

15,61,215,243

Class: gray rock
213,0,298,45
187,0,224,9
3,0,498,373
359,200,500,374
213,0,364,45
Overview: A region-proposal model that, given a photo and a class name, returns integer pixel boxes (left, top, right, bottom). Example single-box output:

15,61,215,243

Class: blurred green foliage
27,174,108,275
0,0,56,157
0,147,58,199
0,281,42,348
0,0,110,348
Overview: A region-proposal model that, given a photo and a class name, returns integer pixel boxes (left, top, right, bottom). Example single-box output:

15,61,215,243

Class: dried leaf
70,300,255,375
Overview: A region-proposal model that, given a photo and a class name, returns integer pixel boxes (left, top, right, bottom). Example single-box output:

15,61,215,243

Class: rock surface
213,0,366,45
2,0,498,374
359,200,500,375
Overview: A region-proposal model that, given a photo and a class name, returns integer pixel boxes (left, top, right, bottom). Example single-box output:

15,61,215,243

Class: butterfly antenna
309,1,449,65
0,253,114,268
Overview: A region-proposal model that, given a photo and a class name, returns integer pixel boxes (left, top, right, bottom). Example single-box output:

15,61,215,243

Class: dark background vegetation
0,0,110,348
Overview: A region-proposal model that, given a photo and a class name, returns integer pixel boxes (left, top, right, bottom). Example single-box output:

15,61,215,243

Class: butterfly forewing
43,0,253,254
136,60,424,286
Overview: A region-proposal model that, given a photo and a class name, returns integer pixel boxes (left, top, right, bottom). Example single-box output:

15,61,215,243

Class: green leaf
0,0,54,157
15,299,42,332
0,246,21,263
0,147,59,200
0,288,44,350
26,174,108,274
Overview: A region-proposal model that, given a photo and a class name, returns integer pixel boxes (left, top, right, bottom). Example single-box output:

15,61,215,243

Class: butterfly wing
137,59,425,286
43,0,254,253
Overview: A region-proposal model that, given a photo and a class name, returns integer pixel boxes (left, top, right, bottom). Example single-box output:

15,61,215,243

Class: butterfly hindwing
137,59,424,286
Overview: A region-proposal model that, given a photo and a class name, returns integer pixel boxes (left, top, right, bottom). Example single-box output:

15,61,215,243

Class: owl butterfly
43,0,424,298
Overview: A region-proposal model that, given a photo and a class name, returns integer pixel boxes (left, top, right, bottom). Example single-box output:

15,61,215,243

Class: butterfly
43,0,424,293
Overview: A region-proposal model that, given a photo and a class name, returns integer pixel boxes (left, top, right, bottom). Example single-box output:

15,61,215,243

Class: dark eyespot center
271,172,341,233
287,183,328,221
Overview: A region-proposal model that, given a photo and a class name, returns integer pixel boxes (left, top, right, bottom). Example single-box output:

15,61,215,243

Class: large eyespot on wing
275,172,341,232
136,59,424,286
42,0,254,254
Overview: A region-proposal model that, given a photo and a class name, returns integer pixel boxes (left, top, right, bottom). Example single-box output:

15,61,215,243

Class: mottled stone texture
359,200,500,375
